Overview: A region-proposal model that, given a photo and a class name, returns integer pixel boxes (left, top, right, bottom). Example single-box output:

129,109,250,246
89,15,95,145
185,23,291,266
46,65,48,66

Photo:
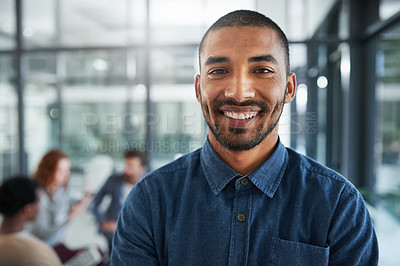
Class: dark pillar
344,0,379,193
16,0,27,174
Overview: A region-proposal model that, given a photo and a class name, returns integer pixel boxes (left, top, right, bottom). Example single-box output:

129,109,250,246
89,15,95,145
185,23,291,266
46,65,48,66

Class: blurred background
0,0,399,264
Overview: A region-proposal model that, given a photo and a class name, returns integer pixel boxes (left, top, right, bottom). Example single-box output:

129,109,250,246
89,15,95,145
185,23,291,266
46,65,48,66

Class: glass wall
287,43,309,154
0,0,16,183
374,24,400,265
16,0,259,174
0,0,15,50
62,49,147,167
24,52,58,173
60,0,147,47
380,0,400,21
22,0,56,49
0,55,18,183
376,26,400,197
150,47,206,168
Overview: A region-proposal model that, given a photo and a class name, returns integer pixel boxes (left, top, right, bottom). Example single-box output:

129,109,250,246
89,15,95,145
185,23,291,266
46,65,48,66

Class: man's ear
21,203,35,218
285,72,297,103
195,73,201,103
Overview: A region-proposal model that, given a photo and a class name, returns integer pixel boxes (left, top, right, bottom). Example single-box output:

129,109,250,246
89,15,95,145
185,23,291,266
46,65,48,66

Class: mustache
212,98,270,112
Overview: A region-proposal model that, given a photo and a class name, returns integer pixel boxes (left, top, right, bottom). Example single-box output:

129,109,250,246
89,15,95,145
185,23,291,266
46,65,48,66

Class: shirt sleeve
110,181,159,265
29,190,69,244
89,176,113,223
327,185,379,265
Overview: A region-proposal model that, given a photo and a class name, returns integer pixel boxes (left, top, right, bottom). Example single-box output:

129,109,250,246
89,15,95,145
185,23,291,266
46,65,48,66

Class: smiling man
111,10,378,265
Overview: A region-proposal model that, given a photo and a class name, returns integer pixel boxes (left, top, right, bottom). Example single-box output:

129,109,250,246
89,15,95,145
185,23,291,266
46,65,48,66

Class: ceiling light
317,76,328,88
92,59,110,71
23,27,34,37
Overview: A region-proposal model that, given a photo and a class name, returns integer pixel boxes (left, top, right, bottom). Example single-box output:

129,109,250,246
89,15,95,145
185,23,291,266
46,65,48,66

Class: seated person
90,149,145,255
0,176,62,266
30,149,92,246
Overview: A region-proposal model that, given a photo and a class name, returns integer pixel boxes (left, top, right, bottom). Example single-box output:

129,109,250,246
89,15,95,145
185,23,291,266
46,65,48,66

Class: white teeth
224,111,257,120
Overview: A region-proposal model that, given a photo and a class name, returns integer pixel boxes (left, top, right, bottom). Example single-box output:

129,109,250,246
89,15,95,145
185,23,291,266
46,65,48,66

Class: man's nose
224,70,255,101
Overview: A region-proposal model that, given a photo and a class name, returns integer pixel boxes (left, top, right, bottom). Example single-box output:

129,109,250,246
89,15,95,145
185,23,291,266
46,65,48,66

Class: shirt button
241,178,249,186
237,214,246,222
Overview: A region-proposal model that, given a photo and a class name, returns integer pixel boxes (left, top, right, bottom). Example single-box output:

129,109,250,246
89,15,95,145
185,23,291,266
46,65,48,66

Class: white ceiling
0,0,340,48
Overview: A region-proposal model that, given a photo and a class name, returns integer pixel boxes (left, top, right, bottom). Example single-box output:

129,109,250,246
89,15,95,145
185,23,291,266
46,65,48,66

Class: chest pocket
269,237,329,266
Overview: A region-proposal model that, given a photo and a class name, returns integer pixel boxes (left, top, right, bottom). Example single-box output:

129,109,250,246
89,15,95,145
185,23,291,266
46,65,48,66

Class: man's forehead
204,26,277,42
200,26,283,64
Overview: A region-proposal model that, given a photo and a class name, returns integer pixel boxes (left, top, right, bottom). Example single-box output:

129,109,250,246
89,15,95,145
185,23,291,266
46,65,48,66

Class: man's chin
220,142,257,151
215,135,262,151
228,127,248,134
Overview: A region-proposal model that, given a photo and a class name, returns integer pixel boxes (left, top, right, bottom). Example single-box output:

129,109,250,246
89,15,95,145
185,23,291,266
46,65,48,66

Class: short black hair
198,10,290,75
124,149,145,165
0,176,38,217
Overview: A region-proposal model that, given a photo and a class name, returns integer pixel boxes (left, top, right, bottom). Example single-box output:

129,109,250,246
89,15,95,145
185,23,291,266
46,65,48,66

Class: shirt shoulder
0,234,63,266
132,148,204,203
37,189,51,205
107,173,124,183
285,147,359,197
142,148,202,182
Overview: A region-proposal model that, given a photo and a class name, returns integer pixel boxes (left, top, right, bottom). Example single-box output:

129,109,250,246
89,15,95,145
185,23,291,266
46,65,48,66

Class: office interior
0,0,399,264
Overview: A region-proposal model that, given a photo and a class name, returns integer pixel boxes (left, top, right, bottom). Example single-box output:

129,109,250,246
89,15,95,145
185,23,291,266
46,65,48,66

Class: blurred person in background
0,175,62,266
30,149,92,247
90,149,145,256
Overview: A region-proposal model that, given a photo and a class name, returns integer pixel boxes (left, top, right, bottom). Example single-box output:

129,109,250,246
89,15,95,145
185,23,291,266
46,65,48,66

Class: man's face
25,191,40,221
27,199,40,221
124,157,144,185
195,26,296,151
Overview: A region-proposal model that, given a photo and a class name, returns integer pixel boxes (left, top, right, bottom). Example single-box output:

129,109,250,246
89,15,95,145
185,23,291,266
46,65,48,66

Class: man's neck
0,216,25,235
208,131,279,176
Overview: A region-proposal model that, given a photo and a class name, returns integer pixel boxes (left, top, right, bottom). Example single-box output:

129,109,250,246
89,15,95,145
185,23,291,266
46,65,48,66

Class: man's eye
254,68,272,74
209,69,227,75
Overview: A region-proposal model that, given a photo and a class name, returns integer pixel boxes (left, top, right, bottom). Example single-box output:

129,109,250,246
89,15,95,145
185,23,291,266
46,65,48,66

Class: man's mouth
223,111,258,120
211,99,268,128
218,106,262,128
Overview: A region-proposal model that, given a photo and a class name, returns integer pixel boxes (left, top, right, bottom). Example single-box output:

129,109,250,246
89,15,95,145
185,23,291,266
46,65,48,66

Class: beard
201,90,286,151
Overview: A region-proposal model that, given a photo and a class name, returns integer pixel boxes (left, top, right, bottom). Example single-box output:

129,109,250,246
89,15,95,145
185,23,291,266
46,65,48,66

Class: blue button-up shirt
111,139,378,265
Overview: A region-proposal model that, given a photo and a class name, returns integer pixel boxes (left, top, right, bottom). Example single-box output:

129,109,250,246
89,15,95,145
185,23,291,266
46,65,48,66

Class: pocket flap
270,237,329,266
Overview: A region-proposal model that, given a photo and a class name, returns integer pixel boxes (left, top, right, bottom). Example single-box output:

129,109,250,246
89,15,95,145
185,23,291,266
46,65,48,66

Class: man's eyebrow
204,56,230,66
248,55,278,64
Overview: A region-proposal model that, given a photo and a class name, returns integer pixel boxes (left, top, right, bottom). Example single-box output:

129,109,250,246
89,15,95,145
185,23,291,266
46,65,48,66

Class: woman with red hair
30,150,91,246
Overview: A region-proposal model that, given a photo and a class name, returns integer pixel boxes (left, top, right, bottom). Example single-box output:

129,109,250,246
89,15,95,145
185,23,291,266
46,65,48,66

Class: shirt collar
200,137,288,197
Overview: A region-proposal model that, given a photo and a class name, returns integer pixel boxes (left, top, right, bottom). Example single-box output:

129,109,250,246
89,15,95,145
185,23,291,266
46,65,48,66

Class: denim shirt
111,139,378,265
